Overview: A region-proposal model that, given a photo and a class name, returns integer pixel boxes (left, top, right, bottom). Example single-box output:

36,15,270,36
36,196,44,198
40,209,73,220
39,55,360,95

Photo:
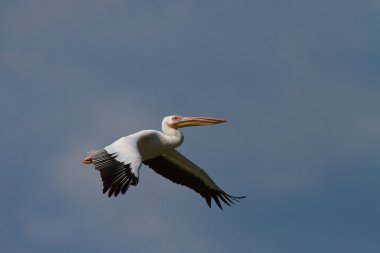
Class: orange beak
171,116,227,129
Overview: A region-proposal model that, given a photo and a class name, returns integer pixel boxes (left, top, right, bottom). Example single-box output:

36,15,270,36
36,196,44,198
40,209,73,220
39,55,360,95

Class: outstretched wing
143,149,245,210
91,149,139,197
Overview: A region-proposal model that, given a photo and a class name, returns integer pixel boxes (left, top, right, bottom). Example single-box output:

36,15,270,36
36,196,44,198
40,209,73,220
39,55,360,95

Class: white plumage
83,115,245,209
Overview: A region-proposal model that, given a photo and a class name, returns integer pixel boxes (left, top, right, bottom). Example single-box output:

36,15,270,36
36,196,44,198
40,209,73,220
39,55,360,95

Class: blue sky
1,1,379,252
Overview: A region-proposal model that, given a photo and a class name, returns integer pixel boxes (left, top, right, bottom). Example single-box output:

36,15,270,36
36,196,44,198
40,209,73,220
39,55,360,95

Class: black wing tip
212,195,223,210
205,192,246,210
103,176,137,198
206,196,212,208
227,194,246,201
93,151,139,198
224,194,246,205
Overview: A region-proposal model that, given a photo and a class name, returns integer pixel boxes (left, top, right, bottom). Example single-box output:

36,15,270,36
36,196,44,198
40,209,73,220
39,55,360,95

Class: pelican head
166,115,227,129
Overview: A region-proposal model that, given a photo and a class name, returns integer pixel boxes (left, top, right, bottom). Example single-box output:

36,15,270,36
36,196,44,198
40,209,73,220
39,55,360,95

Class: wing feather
91,149,137,197
143,149,245,210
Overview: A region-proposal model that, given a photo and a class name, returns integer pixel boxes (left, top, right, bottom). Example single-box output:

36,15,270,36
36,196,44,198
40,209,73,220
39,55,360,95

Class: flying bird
83,115,245,209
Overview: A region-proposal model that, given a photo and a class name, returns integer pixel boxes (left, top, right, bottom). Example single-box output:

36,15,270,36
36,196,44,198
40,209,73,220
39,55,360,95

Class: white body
104,117,184,178
86,115,244,209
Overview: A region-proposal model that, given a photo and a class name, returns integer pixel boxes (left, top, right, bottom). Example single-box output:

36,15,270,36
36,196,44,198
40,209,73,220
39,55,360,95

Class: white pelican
83,115,245,209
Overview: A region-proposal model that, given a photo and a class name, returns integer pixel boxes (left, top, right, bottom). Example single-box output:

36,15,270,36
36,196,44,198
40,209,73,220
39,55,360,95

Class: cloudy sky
1,0,379,252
